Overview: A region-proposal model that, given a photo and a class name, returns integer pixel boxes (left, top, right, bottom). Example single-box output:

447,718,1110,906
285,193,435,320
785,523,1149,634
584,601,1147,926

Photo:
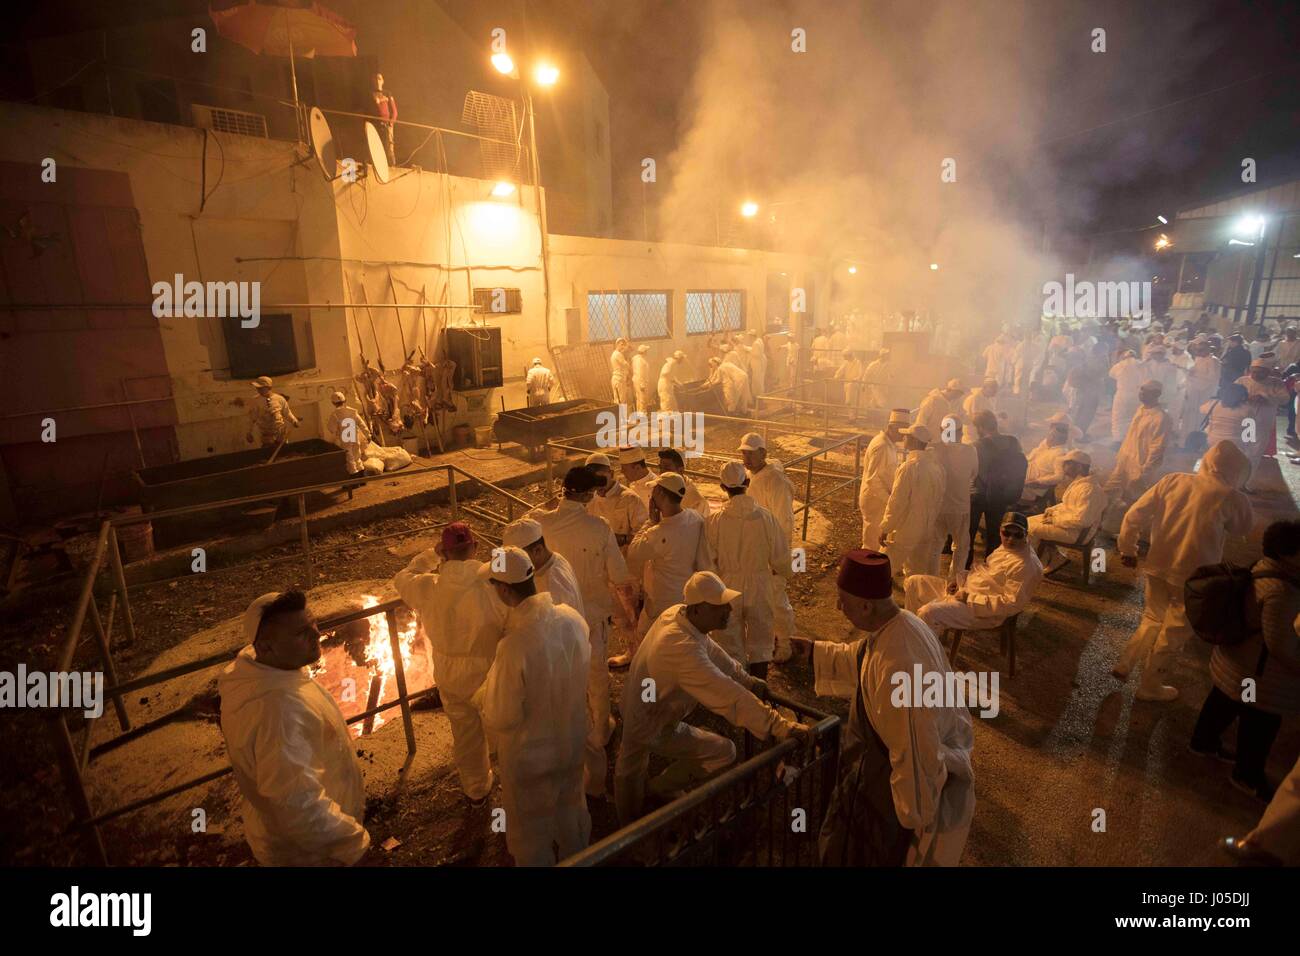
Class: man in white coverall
658,447,711,518
586,451,648,548
525,357,557,407
324,390,372,476
393,522,505,805
658,350,688,412
1114,440,1253,701
740,431,798,661
218,590,370,866
704,461,789,677
627,472,714,640
859,409,907,549
475,547,591,866
502,517,583,615
632,344,653,413
915,378,966,441
610,337,632,408
1109,348,1148,443
531,465,633,798
879,424,946,577
1104,380,1173,524
789,550,974,866
1027,450,1107,576
613,571,809,824
905,511,1043,632
932,415,979,580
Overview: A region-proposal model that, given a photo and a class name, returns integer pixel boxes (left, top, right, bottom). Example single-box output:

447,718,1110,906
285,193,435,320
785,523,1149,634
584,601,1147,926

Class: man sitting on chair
1027,451,1108,577
904,512,1043,635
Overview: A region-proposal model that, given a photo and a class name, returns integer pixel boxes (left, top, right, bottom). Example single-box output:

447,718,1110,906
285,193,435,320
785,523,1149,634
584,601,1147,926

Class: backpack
1184,563,1297,646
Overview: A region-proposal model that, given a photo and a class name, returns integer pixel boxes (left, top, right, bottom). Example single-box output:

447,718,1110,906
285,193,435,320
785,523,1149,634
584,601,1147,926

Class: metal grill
461,90,521,182
552,342,616,401
191,104,268,138
686,290,744,334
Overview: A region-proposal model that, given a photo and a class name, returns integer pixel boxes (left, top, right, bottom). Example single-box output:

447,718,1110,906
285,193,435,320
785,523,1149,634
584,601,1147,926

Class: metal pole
447,465,458,518
87,598,130,731
385,608,418,756
802,455,814,541
853,435,864,498
105,525,138,649
48,716,109,865
526,90,554,355
1245,223,1269,325
298,494,313,587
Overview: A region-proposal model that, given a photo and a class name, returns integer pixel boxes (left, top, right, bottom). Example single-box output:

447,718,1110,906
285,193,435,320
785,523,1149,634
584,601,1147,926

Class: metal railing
560,693,840,867
45,458,540,865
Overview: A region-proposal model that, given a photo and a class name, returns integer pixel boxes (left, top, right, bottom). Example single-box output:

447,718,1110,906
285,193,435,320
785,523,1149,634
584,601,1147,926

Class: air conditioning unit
191,104,268,138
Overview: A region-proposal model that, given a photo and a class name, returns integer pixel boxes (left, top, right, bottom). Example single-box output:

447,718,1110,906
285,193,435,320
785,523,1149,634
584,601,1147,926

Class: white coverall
858,431,901,549
915,389,956,443
1180,355,1221,442
834,356,864,406
1104,403,1172,509
532,500,632,796
704,494,789,664
861,357,891,408
709,362,750,413
678,475,712,519
614,604,796,823
1144,358,1185,432
933,439,978,580
961,389,999,444
218,646,370,866
477,593,591,866
657,357,683,412
812,610,975,866
880,449,947,577
748,338,767,397
1109,356,1148,442
1236,374,1290,472
588,481,649,543
534,551,584,616
393,554,506,801
983,341,1014,387
905,544,1043,632
1027,473,1107,560
632,353,652,413
627,508,714,636
610,348,632,408
248,392,300,447
1023,440,1070,490
1115,441,1253,690
525,364,557,407
324,404,372,475
748,459,797,656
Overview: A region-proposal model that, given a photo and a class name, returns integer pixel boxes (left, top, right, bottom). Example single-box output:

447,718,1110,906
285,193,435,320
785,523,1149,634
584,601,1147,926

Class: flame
311,594,427,738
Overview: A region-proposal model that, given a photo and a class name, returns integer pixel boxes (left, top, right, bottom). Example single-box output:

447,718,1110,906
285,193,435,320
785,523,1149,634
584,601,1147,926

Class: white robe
858,431,901,549
1105,404,1172,505
813,611,975,866
880,449,946,576
627,509,714,629
1109,357,1148,442
704,494,788,664
907,544,1043,631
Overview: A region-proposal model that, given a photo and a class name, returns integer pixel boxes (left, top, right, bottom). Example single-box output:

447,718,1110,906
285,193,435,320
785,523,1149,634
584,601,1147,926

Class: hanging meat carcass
398,358,428,429
356,356,402,434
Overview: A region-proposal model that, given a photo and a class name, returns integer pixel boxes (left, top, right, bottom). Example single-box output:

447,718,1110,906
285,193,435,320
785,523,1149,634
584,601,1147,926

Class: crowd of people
213,312,1300,869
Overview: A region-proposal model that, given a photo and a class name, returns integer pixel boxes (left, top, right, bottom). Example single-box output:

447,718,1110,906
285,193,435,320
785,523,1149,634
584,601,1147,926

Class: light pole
493,51,559,352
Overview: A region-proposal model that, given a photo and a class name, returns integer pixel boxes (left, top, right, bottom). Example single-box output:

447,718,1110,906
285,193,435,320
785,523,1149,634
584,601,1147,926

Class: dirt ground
2,401,1297,866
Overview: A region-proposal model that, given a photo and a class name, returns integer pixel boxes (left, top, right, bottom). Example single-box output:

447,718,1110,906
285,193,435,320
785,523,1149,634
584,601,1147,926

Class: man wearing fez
789,550,975,866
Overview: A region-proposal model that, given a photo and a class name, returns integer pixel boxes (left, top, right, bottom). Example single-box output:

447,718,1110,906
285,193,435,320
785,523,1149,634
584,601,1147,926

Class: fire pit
310,595,434,737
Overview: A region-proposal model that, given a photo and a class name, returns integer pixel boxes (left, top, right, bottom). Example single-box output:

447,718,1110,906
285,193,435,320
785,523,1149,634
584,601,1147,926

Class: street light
1233,214,1266,240
1154,234,1171,251
534,62,560,87
491,52,515,75
491,181,516,198
740,200,759,218
847,265,858,275
929,262,939,271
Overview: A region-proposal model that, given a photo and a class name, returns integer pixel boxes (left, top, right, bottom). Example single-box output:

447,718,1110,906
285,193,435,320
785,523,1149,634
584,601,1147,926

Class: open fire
309,595,434,737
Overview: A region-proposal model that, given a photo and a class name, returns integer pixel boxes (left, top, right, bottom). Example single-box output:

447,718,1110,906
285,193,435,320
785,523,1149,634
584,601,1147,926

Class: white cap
243,592,282,644
501,518,543,550
684,570,741,606
618,446,647,466
944,378,965,391
900,423,933,444
720,461,749,488
253,376,273,389
585,452,613,469
330,390,346,404
737,432,766,452
672,350,686,361
887,408,910,426
653,472,687,497
479,546,535,585
1250,358,1274,370
637,344,650,353
531,357,542,366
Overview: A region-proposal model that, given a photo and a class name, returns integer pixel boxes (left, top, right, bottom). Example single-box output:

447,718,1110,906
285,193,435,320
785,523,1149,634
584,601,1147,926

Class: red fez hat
441,521,476,550
837,549,892,599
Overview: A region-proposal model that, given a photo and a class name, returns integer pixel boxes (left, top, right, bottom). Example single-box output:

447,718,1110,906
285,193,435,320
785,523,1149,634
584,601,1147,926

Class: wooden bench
945,612,1021,677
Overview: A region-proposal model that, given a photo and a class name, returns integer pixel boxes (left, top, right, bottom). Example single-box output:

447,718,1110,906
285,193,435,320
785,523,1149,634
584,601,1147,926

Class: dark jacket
1211,556,1300,716
974,433,1027,503
1220,345,1251,387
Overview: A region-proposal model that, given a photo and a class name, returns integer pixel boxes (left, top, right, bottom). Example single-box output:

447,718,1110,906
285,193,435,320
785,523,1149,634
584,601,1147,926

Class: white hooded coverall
748,339,767,396
325,404,373,475
218,646,369,866
880,449,946,577
610,348,631,408
1105,403,1172,507
393,554,506,801
704,494,789,664
813,610,975,866
748,459,797,655
632,353,652,413
627,508,714,635
531,500,632,796
933,438,978,580
657,358,682,412
614,604,795,824
477,593,591,866
1109,356,1148,442
525,364,557,407
1115,441,1253,690
905,543,1043,632
858,431,900,550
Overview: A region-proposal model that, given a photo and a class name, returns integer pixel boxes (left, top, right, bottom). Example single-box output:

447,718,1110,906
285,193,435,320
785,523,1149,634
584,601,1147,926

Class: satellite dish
365,122,390,184
309,107,337,181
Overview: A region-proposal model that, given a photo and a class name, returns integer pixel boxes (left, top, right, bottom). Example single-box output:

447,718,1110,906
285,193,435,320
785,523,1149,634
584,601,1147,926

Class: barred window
586,291,671,341
685,290,744,335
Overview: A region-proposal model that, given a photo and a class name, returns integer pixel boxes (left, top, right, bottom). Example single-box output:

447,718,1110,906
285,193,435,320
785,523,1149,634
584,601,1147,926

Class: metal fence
560,693,840,867
46,460,539,865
